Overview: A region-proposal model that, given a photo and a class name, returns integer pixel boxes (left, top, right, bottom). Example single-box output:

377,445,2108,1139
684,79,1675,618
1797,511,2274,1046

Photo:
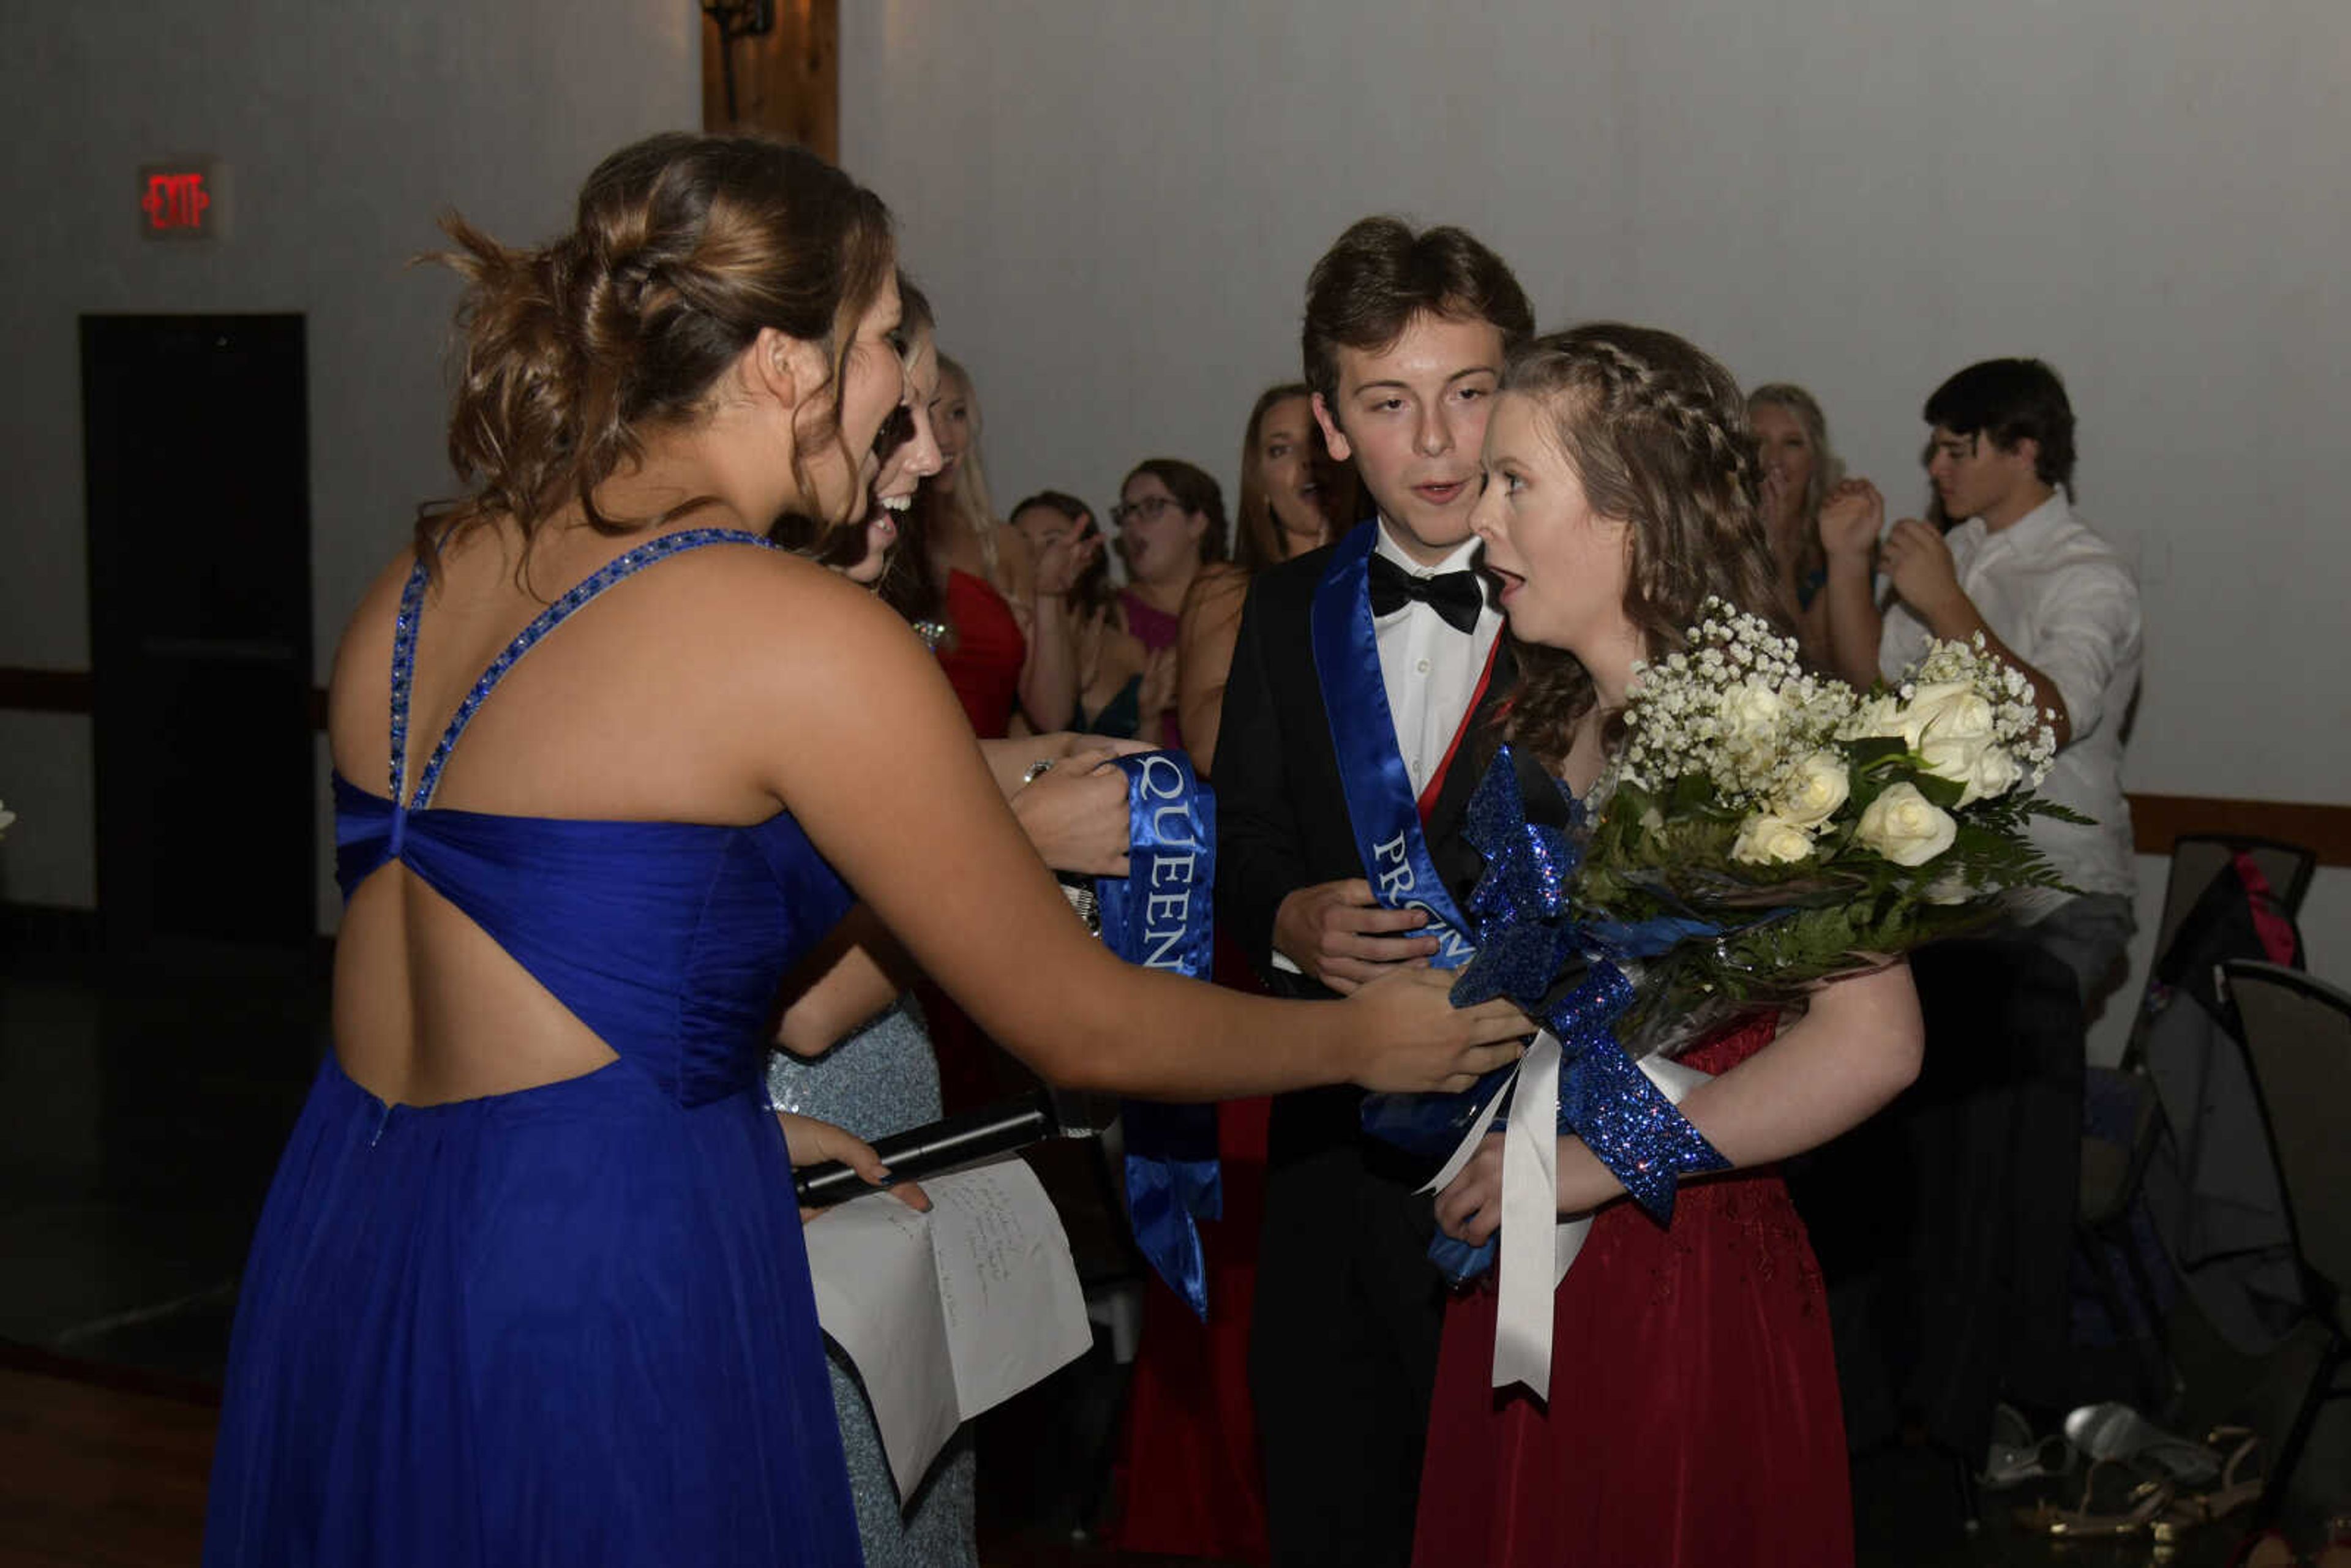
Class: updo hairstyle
419,132,894,567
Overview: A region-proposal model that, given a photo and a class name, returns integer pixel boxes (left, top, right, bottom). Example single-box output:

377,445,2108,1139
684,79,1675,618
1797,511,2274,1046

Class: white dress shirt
1878,492,2142,910
1373,523,1504,798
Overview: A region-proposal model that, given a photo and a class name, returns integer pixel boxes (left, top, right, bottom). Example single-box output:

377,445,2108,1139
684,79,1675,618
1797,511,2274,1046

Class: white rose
1855,782,1959,867
1916,729,1992,796
1776,751,1851,828
1731,812,1815,866
1900,681,1995,750
1716,680,1787,751
1964,743,2023,805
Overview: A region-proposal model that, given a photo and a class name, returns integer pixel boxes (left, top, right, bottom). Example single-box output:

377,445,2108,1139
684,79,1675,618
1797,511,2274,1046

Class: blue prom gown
203,530,865,1567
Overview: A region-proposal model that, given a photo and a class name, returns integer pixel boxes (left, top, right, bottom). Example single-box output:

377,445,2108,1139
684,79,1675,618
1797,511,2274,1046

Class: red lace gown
1104,582,1272,1561
1412,1016,1853,1568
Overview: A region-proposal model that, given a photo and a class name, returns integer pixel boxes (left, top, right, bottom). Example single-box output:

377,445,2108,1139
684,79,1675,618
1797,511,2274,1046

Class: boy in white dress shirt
1822,357,2143,1016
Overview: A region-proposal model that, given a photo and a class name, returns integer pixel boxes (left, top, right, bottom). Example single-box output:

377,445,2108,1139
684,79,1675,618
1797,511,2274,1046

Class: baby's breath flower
1616,598,1855,809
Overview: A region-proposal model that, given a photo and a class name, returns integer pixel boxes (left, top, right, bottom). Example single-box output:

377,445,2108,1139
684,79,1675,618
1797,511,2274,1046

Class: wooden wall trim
702,0,839,162
7,665,2349,863
2128,792,2351,866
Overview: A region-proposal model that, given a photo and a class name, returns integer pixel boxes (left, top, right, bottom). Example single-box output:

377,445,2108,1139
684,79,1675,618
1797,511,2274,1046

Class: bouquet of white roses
1575,598,2080,1053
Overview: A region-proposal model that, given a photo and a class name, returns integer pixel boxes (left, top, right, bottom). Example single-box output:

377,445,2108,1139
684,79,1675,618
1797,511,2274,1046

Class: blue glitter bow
1420,748,1732,1283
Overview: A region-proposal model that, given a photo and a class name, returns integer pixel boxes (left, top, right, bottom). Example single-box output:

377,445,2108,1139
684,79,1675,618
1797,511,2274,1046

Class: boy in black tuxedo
1216,217,1533,1567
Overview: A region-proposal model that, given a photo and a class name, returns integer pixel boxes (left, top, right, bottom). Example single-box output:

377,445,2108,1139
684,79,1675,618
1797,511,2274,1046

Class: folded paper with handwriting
801,1157,1092,1499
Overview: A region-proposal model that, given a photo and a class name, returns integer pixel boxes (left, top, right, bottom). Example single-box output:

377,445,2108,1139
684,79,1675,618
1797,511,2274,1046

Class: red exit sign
138,161,227,241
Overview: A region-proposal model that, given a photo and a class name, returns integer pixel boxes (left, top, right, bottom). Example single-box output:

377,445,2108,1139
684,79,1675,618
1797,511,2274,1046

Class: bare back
329,517,797,1106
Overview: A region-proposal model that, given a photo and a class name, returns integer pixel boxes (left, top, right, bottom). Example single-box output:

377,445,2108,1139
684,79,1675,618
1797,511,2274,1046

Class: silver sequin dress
769,994,979,1568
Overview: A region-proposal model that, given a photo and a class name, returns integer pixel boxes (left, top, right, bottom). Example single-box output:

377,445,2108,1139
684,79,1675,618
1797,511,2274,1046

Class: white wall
0,1,700,919
842,0,2351,1009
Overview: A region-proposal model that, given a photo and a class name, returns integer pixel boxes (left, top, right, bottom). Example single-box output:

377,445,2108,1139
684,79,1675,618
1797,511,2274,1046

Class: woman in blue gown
203,132,1529,1567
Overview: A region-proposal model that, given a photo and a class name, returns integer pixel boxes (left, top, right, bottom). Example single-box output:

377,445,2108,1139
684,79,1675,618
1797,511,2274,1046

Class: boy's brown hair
1300,217,1534,405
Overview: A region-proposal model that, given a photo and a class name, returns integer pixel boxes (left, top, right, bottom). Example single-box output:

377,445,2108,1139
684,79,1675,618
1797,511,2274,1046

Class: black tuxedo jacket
1213,539,1518,1158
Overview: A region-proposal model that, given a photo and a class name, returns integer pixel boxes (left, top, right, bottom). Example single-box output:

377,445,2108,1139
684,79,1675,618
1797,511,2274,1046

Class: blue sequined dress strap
388,527,778,812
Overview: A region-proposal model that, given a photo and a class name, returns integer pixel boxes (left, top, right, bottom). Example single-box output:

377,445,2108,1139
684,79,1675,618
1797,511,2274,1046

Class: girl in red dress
1411,324,1925,1568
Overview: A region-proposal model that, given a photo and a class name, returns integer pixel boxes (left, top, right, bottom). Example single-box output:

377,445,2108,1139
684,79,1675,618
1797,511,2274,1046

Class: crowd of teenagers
201,130,2142,1568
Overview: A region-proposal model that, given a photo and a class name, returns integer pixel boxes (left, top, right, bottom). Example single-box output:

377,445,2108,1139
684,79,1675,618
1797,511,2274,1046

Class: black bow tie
1368,554,1485,634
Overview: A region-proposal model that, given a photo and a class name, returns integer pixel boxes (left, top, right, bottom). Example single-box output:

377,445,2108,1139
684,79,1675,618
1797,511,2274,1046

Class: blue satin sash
1311,522,1479,972
1097,751,1221,1319
1313,524,1521,1162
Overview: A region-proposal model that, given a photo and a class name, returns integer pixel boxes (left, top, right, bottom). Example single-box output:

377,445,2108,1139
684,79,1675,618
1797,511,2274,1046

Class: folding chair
2215,960,2351,1520
2075,835,2314,1403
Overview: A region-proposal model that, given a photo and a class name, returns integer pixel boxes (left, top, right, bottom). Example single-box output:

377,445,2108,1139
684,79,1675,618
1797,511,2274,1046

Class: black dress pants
1249,1088,1446,1568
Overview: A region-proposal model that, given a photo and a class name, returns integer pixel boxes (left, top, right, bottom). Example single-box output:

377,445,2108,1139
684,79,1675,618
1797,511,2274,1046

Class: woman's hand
1435,1132,1614,1245
1032,730,1154,762
776,1111,930,1222
1434,1133,1507,1245
1815,478,1884,563
1011,748,1133,876
1341,966,1528,1093
1031,517,1100,599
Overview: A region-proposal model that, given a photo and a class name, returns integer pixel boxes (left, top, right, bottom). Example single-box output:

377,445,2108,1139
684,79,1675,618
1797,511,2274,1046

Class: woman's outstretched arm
732,553,1527,1101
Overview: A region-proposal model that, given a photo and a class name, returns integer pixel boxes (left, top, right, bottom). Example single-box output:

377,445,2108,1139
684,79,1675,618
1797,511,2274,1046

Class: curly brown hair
1497,323,1792,768
416,132,894,575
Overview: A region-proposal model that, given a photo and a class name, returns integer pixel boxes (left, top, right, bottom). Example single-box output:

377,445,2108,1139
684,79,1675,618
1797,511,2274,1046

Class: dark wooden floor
0,1349,217,1568
0,936,2340,1567
0,1344,1231,1568
0,1340,2308,1568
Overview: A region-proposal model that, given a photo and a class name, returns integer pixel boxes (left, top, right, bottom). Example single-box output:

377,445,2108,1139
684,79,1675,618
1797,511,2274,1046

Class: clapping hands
1815,478,1884,563
1032,516,1102,599
1879,516,1963,623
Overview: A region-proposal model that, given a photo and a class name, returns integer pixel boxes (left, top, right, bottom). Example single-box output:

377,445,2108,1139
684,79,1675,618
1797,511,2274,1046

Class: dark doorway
81,314,313,953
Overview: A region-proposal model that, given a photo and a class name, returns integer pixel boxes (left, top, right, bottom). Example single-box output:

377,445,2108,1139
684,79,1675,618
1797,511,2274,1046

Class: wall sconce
703,0,777,126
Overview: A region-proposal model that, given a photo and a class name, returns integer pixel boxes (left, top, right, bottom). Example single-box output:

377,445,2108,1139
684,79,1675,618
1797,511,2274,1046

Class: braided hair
1497,323,1792,768
418,132,894,574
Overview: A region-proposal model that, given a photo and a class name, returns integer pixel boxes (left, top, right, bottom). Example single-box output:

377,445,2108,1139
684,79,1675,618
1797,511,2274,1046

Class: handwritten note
802,1158,1092,1499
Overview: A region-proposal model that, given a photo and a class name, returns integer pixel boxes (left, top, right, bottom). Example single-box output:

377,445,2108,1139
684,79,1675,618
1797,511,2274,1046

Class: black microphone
792,1090,1060,1208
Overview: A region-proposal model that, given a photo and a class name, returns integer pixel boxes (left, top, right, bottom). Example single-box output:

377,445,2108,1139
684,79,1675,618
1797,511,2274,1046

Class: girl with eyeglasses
1106,458,1228,749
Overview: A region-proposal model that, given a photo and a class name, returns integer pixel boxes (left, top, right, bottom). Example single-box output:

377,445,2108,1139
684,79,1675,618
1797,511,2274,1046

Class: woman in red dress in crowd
880,354,1096,1111
885,354,1090,739
1411,324,1924,1568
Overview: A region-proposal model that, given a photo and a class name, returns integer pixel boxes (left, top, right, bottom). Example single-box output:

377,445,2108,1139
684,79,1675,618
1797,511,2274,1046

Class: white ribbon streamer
1423,1041,1715,1400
